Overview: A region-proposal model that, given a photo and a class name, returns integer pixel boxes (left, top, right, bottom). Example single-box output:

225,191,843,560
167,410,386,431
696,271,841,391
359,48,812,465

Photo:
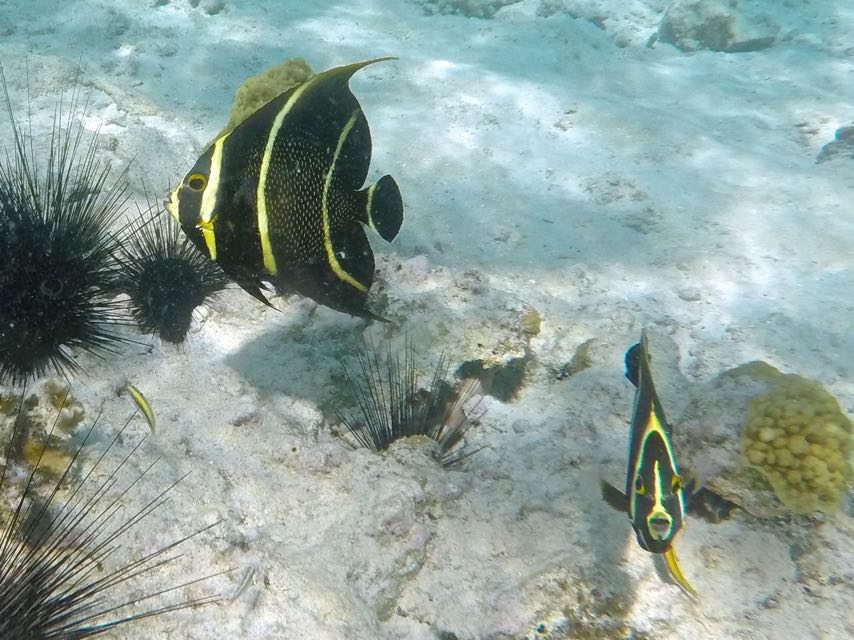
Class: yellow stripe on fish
256,77,315,275
197,133,229,261
322,109,368,292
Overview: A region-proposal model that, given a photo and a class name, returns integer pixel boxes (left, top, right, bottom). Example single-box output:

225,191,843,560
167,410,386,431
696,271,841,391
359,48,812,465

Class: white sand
1,1,852,638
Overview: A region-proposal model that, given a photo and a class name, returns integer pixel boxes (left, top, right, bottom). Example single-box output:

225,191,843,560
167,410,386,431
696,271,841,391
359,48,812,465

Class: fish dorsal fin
211,57,397,148
624,340,642,387
629,329,673,435
215,56,397,152
307,57,397,91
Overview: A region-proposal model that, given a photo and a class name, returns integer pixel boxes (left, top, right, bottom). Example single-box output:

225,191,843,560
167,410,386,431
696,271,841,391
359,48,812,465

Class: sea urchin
0,67,129,385
113,204,228,344
339,340,484,467
0,389,220,638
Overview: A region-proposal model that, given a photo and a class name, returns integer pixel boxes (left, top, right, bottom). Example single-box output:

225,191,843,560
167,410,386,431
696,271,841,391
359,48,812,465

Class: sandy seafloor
1,0,853,638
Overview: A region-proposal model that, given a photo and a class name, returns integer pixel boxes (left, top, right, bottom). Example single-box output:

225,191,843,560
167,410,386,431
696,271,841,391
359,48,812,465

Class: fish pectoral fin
681,470,714,514
682,469,702,500
359,174,403,242
600,479,629,513
663,547,698,599
236,278,277,309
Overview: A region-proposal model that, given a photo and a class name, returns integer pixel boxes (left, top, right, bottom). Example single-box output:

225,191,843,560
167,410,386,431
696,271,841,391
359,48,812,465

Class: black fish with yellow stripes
601,330,698,597
165,58,403,319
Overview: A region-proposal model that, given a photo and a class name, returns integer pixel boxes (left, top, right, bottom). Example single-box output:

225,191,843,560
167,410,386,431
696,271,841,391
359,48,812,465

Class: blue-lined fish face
601,331,698,596
629,429,686,554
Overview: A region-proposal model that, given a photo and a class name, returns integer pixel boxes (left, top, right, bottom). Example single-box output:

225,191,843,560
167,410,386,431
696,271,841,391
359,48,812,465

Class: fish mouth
647,511,673,540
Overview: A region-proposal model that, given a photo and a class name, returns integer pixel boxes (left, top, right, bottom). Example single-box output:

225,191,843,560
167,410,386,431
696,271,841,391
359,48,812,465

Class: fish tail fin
359,174,403,242
663,547,698,598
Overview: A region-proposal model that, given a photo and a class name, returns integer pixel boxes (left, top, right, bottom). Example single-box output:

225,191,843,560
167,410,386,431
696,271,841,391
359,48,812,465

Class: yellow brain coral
742,374,853,513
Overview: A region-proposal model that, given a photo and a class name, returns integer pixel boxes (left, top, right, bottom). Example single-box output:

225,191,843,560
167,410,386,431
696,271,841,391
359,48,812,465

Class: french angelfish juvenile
600,329,697,596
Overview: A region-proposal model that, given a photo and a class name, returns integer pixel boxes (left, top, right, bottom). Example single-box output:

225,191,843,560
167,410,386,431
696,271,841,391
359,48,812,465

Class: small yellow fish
125,384,155,435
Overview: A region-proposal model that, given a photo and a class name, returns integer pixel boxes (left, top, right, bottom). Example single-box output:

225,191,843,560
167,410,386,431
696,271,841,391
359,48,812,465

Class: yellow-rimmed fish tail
663,546,698,598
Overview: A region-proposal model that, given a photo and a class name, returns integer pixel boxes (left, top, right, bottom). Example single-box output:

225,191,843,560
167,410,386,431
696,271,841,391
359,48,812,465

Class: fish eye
187,173,208,192
634,476,646,496
671,476,682,494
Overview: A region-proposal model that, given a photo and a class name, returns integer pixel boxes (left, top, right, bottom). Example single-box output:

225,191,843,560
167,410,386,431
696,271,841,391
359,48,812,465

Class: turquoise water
1,1,852,638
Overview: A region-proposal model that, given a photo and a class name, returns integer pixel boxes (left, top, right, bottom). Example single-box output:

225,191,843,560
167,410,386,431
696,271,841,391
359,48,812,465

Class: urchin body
0,188,121,383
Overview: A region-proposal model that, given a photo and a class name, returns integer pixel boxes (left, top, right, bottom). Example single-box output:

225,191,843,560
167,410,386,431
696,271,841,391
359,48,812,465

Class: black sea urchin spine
339,340,484,467
0,66,129,385
0,394,220,638
113,203,228,344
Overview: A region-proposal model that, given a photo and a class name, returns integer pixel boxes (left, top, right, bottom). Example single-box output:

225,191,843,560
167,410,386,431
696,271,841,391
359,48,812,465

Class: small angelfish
601,330,697,597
